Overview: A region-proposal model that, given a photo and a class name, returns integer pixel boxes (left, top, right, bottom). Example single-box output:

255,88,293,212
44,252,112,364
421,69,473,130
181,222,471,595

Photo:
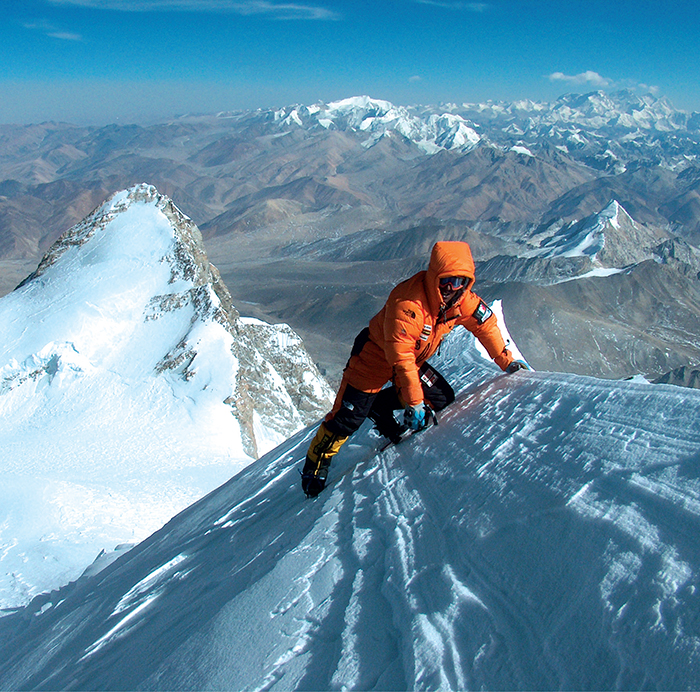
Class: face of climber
439,276,467,302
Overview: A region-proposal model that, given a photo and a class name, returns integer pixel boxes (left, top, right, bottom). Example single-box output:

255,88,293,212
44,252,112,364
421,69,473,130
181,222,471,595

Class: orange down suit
328,241,514,417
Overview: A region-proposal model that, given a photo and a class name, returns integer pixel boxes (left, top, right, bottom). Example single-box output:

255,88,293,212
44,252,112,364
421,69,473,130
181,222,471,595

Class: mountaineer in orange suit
301,240,529,497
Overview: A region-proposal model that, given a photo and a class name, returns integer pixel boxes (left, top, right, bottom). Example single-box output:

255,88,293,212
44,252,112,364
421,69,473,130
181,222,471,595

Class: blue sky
2,0,699,124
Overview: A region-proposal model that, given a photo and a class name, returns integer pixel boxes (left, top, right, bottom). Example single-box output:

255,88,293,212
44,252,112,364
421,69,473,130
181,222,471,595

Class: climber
301,240,528,497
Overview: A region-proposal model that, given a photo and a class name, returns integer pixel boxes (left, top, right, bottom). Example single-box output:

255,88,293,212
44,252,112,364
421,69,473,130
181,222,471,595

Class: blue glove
404,402,427,430
506,359,530,374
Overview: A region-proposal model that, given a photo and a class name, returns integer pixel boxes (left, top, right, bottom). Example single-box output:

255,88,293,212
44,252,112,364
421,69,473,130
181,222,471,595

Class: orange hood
425,241,476,312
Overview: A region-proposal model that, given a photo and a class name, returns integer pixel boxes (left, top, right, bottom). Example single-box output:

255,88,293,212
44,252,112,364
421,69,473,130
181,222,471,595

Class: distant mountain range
0,90,699,384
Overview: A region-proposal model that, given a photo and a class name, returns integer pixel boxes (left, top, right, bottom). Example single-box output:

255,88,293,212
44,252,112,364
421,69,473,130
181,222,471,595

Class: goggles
439,276,467,291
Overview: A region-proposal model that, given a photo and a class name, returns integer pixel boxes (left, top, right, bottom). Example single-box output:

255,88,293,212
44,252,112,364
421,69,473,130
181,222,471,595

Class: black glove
301,473,326,498
506,359,530,374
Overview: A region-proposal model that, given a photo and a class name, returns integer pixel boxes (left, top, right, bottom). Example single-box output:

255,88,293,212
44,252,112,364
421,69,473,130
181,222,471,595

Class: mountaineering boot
301,422,348,497
368,411,406,444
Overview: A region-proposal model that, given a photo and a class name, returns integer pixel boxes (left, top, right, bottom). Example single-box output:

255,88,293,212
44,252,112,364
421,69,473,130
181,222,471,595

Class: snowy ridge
454,90,699,171
527,199,666,271
464,90,687,133
0,184,333,611
0,329,699,689
534,200,623,261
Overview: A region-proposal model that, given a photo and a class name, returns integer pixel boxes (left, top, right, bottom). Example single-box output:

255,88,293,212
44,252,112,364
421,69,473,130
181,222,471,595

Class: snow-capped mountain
472,200,674,289
274,95,482,154
530,200,669,269
268,90,699,168
460,89,689,134
453,89,700,172
0,328,699,690
0,184,333,611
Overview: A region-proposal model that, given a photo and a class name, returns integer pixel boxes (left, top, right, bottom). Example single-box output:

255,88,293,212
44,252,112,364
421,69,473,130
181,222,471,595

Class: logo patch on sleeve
473,300,493,325
420,369,438,387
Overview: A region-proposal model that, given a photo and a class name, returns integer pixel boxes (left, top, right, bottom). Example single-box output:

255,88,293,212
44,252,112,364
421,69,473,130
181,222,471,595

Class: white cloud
549,70,613,88
45,0,340,19
409,75,422,82
48,30,84,40
414,0,490,10
23,21,83,40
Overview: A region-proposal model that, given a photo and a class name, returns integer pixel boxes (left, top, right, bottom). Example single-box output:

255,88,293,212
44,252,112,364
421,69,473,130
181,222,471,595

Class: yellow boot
301,423,348,497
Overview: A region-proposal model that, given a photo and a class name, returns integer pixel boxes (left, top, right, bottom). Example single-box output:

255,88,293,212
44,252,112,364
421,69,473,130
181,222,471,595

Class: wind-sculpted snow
0,331,698,690
0,184,332,612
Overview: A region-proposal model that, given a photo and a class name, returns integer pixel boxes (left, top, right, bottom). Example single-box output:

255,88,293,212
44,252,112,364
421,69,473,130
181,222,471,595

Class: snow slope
0,184,332,612
0,329,698,690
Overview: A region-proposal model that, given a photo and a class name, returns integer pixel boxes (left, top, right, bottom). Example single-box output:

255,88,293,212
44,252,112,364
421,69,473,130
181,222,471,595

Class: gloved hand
301,473,326,498
506,359,530,374
403,402,428,431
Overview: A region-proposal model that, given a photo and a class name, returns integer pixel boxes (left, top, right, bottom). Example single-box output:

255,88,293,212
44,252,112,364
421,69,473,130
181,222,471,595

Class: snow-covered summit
452,89,700,171
534,200,624,261
274,95,481,154
0,328,699,690
532,200,668,268
550,90,685,132
460,89,690,134
0,184,333,611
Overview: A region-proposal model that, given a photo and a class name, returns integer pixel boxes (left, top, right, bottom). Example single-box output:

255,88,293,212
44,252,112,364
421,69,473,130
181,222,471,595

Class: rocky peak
532,200,669,268
11,184,333,459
